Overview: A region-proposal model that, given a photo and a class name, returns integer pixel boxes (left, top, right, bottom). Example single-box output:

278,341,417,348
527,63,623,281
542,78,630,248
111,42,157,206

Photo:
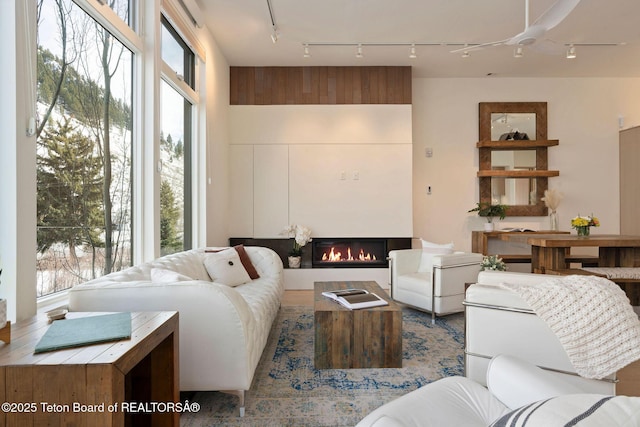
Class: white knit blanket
499,275,640,379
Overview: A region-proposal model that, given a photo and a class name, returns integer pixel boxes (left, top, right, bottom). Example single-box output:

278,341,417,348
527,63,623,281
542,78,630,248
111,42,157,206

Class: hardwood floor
282,290,314,307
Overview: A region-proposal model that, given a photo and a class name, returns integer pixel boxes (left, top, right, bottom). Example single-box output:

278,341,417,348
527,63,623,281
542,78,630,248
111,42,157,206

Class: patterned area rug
180,306,464,427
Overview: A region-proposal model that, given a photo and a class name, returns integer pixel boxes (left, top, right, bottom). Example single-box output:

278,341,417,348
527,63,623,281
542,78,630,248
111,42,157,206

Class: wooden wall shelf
477,170,560,178
476,140,559,149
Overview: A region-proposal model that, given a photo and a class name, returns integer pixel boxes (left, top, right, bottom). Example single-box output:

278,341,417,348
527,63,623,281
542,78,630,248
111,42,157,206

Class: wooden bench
546,267,640,305
498,254,599,266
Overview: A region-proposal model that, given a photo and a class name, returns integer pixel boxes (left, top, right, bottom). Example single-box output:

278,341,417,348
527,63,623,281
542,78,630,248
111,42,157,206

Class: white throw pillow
489,394,640,426
150,268,193,283
203,248,252,287
417,239,454,273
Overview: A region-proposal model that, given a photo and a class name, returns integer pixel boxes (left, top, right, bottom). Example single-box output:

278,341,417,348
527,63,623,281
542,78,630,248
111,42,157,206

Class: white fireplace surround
228,104,414,239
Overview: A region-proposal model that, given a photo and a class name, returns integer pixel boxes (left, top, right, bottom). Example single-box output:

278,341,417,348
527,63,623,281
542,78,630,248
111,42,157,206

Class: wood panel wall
230,66,412,105
620,126,640,236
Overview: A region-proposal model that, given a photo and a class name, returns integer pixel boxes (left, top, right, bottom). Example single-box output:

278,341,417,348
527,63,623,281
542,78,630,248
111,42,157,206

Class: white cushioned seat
582,267,640,280
357,376,509,427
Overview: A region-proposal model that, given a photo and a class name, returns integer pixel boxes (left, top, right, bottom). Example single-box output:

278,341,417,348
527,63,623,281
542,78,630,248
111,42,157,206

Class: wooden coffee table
314,280,402,369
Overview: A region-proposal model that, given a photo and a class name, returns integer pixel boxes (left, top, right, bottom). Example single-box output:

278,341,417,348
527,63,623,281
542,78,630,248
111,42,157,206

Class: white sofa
465,270,636,395
357,354,640,427
67,246,284,416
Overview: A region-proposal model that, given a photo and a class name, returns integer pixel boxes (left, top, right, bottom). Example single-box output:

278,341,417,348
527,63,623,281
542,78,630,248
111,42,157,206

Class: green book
34,312,132,354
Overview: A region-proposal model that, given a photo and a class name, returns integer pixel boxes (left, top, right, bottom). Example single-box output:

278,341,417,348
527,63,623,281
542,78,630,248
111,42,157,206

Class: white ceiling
197,0,640,78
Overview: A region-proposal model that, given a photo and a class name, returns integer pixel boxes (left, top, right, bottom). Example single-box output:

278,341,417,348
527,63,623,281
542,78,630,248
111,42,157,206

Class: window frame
159,12,201,253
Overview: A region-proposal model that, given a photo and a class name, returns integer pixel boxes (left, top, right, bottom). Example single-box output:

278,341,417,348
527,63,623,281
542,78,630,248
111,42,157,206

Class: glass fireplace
312,238,387,268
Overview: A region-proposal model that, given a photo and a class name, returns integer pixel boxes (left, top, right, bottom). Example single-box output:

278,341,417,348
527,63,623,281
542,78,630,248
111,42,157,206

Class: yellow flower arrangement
571,214,599,236
570,215,600,228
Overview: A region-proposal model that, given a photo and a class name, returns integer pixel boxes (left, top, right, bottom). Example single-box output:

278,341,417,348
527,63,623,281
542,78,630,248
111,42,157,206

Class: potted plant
280,224,312,268
480,255,507,271
468,202,508,231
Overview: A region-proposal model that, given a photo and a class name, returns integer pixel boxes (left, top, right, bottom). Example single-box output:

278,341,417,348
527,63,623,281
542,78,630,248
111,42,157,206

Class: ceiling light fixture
514,46,524,58
566,44,576,59
461,44,470,58
303,44,311,58
356,44,363,58
409,44,417,59
266,0,279,43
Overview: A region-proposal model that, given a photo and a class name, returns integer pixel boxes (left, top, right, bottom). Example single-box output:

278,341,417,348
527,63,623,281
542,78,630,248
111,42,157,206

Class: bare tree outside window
36,0,133,296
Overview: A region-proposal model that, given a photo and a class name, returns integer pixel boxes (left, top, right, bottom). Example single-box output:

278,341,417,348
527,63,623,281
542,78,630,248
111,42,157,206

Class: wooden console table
472,231,599,269
499,233,640,273
314,281,402,369
0,311,179,427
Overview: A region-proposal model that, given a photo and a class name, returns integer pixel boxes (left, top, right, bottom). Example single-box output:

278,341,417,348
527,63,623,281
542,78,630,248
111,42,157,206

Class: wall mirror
478,102,559,217
490,113,536,141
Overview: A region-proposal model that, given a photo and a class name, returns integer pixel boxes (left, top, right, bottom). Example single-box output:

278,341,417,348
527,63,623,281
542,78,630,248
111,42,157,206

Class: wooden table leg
0,321,11,343
618,247,640,267
599,247,618,267
533,247,566,274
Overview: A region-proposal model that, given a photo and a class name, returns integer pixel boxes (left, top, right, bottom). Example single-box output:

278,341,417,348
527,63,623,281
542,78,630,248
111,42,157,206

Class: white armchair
356,354,640,427
465,271,640,396
388,248,483,323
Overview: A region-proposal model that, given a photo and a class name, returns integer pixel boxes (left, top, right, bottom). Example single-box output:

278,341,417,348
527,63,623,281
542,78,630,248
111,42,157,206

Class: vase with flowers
542,188,563,231
280,224,312,268
571,215,600,237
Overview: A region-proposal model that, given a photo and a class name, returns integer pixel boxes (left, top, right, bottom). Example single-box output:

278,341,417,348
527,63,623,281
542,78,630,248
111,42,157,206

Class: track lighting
409,44,417,59
460,44,470,58
266,0,279,43
300,41,590,61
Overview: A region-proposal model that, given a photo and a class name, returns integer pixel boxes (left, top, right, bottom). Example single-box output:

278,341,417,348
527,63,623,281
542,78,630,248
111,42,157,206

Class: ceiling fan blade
449,39,508,54
529,39,565,55
533,0,581,31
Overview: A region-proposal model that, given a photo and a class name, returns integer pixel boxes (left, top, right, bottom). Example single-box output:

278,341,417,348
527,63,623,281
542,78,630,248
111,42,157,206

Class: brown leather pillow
205,245,260,280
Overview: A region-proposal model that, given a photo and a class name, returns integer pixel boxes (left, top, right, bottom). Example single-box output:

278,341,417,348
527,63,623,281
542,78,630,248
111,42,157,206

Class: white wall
413,77,640,251
228,105,413,238
199,27,231,246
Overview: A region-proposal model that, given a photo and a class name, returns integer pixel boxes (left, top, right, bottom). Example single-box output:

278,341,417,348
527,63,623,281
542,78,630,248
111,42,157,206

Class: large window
160,17,194,255
36,0,134,296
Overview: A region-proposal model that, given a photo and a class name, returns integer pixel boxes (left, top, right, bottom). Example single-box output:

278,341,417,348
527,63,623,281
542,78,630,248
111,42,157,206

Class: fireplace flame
321,247,377,262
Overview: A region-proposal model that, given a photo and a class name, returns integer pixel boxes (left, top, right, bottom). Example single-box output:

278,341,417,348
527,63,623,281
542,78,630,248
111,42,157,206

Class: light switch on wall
425,147,433,157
